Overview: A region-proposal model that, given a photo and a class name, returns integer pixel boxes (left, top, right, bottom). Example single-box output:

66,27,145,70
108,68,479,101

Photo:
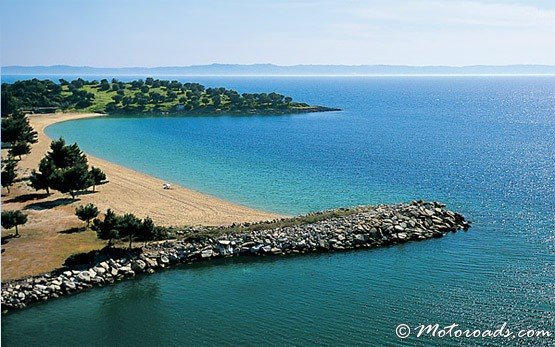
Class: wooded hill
1,78,339,116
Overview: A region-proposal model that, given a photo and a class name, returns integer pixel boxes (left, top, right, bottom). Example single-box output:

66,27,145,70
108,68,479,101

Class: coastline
1,201,470,312
1,112,281,280
23,112,282,226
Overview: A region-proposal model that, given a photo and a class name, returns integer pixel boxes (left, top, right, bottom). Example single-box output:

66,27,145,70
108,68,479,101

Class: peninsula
2,78,340,116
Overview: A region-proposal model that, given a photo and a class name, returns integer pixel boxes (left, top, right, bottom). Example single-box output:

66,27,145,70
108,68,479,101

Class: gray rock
145,257,158,268
118,266,133,275
201,249,214,258
63,281,76,290
270,247,282,254
76,272,91,283
131,260,146,272
94,267,106,275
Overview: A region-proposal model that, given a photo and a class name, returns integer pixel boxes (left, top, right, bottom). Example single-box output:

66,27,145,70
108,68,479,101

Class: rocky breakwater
2,201,469,311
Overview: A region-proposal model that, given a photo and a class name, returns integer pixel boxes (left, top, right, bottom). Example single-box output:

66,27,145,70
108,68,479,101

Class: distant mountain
2,64,555,76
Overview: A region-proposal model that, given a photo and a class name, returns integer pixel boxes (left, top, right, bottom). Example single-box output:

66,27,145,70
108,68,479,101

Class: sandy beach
1,112,280,279
21,112,281,225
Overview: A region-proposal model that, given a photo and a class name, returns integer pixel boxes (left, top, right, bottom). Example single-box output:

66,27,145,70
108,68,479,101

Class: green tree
75,203,99,228
1,89,20,116
1,112,37,146
112,94,123,104
99,79,111,91
9,141,31,159
138,216,156,245
50,164,92,199
89,166,106,191
35,138,93,197
1,210,28,237
92,209,120,247
1,160,17,193
118,213,142,249
29,157,55,194
46,138,88,169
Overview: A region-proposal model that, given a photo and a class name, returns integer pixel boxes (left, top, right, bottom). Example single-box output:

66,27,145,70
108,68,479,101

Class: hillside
1,78,339,116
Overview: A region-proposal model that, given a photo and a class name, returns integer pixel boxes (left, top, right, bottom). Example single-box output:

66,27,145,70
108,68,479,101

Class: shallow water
2,76,554,346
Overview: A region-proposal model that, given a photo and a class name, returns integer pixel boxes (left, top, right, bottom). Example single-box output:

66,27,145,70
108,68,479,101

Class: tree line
2,78,310,116
1,79,95,116
91,208,167,248
72,203,167,248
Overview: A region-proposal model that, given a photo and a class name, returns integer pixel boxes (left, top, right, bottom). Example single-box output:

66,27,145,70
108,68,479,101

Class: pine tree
1,210,28,237
75,203,99,228
89,166,106,191
1,160,17,193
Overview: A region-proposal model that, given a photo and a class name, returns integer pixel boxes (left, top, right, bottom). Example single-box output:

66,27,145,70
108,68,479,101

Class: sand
18,112,281,226
1,112,281,280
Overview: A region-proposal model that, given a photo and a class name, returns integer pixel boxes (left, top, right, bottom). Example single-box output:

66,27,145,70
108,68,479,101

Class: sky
1,0,554,67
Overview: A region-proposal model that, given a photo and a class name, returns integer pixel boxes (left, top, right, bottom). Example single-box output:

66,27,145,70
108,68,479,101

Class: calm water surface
2,76,554,346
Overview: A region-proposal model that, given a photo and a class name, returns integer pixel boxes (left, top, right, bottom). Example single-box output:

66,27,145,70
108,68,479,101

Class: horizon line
3,74,555,78
3,63,555,69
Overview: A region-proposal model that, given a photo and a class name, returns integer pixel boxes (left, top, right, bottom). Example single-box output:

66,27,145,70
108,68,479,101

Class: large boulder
131,260,147,272
76,271,91,283
93,266,106,275
201,249,214,258
159,256,170,265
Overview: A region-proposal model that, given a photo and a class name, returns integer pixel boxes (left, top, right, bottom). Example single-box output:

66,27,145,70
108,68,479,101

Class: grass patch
177,207,364,240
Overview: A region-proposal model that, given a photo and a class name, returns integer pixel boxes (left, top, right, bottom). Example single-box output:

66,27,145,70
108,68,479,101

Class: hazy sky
1,0,554,66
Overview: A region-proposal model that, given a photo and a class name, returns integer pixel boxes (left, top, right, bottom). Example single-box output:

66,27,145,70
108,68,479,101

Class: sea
1,75,554,346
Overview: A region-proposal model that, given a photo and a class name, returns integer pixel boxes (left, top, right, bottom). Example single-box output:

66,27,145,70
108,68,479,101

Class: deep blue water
2,76,554,346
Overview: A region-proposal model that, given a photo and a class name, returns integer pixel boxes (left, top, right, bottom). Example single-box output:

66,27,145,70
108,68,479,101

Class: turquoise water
2,76,555,346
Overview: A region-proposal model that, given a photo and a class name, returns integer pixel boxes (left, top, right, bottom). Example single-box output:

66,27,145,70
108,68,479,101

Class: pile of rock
1,201,469,312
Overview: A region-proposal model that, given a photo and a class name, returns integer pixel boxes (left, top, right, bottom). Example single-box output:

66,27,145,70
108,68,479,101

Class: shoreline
0,112,281,281
1,201,470,312
24,112,283,226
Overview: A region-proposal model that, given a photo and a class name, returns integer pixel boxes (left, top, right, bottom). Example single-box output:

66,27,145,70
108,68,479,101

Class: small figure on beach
163,183,171,190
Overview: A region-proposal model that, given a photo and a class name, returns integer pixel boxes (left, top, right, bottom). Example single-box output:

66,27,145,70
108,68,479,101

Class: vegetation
2,78,337,116
179,207,361,240
1,111,38,160
0,110,37,195
75,203,99,228
29,158,55,194
1,111,38,144
9,141,31,159
1,210,28,237
1,79,93,116
30,138,105,199
92,209,165,248
89,166,106,191
50,163,92,199
1,159,18,193
92,209,120,247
